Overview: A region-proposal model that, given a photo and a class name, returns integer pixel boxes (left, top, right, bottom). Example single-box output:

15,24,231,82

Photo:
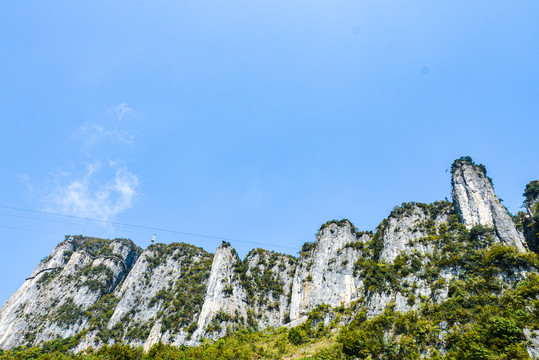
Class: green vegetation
524,181,539,202
299,241,316,257
515,180,539,252
233,249,295,309
146,244,214,336
319,219,372,239
5,264,539,359
78,264,115,292
51,298,86,327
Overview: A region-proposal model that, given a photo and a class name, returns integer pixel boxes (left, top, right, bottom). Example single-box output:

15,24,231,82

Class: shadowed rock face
522,180,539,252
451,158,527,252
525,181,539,217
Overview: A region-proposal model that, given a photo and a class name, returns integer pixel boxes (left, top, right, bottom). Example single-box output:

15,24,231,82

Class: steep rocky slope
452,157,527,251
189,243,248,343
290,220,366,321
1,157,537,357
76,242,214,351
520,180,539,252
234,247,296,330
0,236,140,349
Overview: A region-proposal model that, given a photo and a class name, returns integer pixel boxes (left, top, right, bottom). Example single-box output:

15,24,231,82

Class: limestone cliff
236,248,296,329
76,243,213,351
379,202,452,263
290,220,366,321
451,157,527,252
0,236,140,349
362,202,455,317
189,243,248,343
0,157,536,357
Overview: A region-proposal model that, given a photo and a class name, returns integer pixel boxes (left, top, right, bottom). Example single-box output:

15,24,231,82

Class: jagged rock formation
76,243,214,351
379,202,452,263
236,248,296,329
362,201,455,317
189,243,248,342
451,157,527,252
1,157,537,357
191,244,297,342
0,236,140,350
290,220,366,321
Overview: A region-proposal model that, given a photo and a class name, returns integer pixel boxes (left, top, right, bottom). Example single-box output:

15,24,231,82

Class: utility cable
0,205,300,251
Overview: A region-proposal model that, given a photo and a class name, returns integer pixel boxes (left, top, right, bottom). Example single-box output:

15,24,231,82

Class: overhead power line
0,205,300,251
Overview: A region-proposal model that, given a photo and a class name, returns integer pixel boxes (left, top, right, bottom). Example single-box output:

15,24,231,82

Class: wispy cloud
75,103,136,149
47,162,139,222
76,123,134,146
110,102,134,121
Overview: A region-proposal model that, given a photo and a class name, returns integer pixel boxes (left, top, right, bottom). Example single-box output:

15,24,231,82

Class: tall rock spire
451,157,527,252
189,242,248,343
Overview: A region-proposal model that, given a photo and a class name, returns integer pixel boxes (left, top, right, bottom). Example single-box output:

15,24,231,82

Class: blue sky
1,1,538,305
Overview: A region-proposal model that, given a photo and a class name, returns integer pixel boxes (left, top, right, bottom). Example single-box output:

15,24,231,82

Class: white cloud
75,103,136,148
76,123,134,147
47,162,139,222
110,103,134,121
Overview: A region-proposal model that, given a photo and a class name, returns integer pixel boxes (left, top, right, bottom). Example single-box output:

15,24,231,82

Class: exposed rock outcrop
1,158,536,356
0,237,140,350
238,248,297,329
451,157,527,252
190,243,248,343
76,243,213,351
379,202,452,263
289,220,365,321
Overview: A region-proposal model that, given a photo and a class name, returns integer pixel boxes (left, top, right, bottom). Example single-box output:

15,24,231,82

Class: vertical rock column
190,243,248,343
289,221,364,321
451,158,527,252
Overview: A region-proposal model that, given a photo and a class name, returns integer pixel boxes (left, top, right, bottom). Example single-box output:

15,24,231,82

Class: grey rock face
240,249,297,329
190,243,248,343
524,329,539,359
360,203,454,317
0,236,140,350
1,158,536,353
380,202,451,263
452,159,527,252
289,221,365,321
77,243,213,351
